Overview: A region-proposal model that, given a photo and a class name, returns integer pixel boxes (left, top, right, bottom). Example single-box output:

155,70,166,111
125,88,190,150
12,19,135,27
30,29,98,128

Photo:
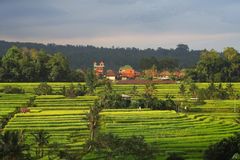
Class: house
94,61,104,76
159,70,171,80
173,70,185,79
119,65,136,79
106,70,116,81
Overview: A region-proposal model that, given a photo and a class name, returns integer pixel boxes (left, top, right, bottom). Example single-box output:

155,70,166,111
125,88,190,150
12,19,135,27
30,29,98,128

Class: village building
173,70,185,79
106,70,116,81
93,61,104,76
143,65,158,79
119,65,137,80
159,70,171,80
158,70,185,80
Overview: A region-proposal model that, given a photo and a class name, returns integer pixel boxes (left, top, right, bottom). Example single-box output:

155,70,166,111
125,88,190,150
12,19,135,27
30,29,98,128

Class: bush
34,83,52,95
25,96,36,107
166,153,185,160
204,133,240,160
3,86,25,94
65,84,76,98
63,83,87,98
137,96,159,109
75,83,87,96
98,92,132,109
137,94,177,111
188,82,237,100
90,133,155,160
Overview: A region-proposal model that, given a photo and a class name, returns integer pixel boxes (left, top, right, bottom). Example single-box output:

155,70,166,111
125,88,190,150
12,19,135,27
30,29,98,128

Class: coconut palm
0,130,29,160
31,130,51,158
86,105,101,141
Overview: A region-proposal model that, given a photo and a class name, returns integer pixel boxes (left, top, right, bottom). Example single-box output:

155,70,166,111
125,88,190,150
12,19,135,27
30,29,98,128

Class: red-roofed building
106,70,116,81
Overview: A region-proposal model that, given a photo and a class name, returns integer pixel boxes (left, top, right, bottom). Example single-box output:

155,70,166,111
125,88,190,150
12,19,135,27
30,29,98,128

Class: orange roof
120,69,136,78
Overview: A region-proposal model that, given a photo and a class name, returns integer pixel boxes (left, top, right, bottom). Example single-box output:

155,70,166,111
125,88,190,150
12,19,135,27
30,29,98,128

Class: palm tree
86,105,101,141
0,130,29,160
31,130,51,158
85,69,98,95
189,83,198,98
85,101,103,153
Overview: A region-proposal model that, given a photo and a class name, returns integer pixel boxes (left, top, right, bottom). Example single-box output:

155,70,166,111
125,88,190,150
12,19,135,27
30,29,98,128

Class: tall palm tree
85,101,103,153
0,130,29,160
31,130,51,158
86,105,101,141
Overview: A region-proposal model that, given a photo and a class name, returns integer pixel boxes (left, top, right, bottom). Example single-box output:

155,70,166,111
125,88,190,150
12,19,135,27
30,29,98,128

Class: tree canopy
0,46,84,82
0,41,201,71
187,47,240,82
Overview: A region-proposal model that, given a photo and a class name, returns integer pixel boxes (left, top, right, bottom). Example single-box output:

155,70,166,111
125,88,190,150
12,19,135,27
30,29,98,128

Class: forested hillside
0,40,201,70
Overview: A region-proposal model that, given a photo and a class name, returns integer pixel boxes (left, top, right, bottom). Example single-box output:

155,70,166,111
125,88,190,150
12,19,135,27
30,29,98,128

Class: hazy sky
0,0,239,50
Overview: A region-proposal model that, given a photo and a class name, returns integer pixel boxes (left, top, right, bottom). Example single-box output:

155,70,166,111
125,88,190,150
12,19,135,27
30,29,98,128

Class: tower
93,61,104,76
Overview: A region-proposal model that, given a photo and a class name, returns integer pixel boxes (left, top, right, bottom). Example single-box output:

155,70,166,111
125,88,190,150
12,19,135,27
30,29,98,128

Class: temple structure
93,61,104,76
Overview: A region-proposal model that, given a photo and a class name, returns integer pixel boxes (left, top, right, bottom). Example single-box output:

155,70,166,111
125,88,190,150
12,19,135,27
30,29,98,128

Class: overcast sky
0,0,239,50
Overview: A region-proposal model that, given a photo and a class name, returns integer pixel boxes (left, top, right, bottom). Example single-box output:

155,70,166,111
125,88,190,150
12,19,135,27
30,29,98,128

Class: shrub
25,96,36,107
188,82,237,100
34,83,52,95
60,85,66,96
75,83,87,96
63,83,87,98
97,82,131,109
3,86,25,94
137,94,177,111
204,133,240,160
166,153,185,160
137,96,159,109
65,84,76,98
98,92,132,109
90,133,155,160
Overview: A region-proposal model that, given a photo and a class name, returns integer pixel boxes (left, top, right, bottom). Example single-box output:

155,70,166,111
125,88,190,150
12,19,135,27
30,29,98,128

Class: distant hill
0,40,201,71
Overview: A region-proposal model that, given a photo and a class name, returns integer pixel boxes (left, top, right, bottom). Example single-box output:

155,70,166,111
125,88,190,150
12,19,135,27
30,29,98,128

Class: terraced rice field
100,110,240,160
0,93,31,124
2,94,97,152
0,82,240,159
192,100,240,112
6,110,89,151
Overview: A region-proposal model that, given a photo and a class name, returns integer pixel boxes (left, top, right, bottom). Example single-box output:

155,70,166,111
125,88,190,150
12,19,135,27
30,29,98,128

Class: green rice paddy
0,82,239,159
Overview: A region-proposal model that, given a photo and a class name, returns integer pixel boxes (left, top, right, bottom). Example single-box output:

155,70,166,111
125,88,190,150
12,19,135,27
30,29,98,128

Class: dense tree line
0,41,201,71
136,84,178,110
94,82,179,111
0,46,84,82
1,41,239,83
179,82,237,101
187,47,240,82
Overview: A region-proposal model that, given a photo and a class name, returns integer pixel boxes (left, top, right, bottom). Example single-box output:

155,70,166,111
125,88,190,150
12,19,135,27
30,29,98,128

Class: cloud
0,0,239,50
